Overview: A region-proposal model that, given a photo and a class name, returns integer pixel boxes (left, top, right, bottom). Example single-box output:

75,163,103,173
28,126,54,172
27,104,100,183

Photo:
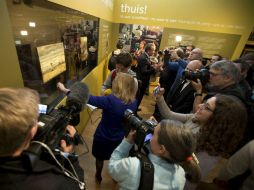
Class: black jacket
166,78,195,113
0,152,83,190
136,52,156,85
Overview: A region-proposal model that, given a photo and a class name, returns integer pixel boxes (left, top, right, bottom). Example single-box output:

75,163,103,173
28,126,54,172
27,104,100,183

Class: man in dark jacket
136,43,159,107
192,60,245,112
0,88,84,190
166,60,203,113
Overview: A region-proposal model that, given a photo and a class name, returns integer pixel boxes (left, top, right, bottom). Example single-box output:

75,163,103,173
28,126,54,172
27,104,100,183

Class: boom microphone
66,82,90,113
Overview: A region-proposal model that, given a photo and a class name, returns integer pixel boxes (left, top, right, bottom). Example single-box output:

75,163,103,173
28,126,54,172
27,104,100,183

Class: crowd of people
1,40,254,190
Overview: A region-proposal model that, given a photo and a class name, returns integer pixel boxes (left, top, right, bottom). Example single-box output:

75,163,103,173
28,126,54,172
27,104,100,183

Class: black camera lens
124,109,143,129
123,109,157,149
182,69,210,84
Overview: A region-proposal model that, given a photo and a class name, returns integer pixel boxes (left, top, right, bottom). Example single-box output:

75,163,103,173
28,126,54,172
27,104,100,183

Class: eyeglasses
209,71,223,77
200,102,214,112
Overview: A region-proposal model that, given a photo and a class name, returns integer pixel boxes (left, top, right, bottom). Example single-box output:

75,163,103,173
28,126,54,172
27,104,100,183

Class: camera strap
135,152,154,190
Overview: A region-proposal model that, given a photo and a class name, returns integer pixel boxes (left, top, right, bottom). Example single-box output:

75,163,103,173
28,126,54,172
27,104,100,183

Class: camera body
34,104,82,152
124,109,157,150
182,68,210,84
163,49,170,56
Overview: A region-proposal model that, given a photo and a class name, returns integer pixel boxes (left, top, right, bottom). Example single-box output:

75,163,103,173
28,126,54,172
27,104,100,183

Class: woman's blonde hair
0,88,39,155
112,72,138,104
158,120,201,183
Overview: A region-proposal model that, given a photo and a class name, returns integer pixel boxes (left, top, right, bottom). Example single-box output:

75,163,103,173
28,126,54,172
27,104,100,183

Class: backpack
108,51,118,71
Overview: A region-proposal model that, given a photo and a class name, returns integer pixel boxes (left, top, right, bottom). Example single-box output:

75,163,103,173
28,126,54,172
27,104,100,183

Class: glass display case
6,0,99,109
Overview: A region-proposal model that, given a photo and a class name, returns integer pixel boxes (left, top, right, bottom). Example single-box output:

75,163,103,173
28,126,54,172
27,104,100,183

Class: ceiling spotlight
175,35,182,42
20,30,28,36
29,22,36,27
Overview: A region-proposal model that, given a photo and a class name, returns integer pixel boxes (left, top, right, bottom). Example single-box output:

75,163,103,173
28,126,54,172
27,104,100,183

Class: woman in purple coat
88,72,138,184
58,72,138,184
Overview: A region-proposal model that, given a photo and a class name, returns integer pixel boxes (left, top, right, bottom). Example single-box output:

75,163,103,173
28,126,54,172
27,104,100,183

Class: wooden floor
77,86,155,190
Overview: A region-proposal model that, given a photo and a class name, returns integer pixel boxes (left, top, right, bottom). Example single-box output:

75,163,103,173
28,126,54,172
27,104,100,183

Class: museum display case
6,0,99,109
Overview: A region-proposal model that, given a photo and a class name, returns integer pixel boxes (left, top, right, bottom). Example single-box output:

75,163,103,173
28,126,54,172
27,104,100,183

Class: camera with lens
33,103,83,153
124,109,157,150
27,82,89,158
163,49,170,56
182,68,210,85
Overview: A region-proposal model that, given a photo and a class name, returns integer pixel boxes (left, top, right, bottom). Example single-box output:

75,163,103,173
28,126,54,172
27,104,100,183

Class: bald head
186,60,203,71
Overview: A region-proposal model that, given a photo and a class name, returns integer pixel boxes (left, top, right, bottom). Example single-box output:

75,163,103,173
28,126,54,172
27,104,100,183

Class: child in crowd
102,52,136,95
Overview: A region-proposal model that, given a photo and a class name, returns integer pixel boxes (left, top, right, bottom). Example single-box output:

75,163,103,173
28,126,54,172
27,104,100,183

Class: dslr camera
124,109,157,150
163,49,170,57
182,68,210,84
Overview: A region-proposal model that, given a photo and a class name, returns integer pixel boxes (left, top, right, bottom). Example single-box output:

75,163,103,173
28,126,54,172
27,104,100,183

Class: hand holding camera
125,129,137,144
124,109,157,151
60,125,77,153
190,79,203,94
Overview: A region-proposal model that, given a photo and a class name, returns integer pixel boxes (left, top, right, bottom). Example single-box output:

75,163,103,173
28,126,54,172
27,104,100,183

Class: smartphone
153,86,160,96
38,104,48,114
144,133,153,143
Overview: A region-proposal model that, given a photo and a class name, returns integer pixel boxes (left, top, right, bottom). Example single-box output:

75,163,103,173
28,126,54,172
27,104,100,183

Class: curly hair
197,94,247,157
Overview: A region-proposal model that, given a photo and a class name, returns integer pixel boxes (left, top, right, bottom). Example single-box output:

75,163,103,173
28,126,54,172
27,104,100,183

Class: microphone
66,82,90,113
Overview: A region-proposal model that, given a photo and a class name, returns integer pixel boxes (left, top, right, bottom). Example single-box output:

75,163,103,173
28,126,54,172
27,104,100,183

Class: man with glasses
192,60,244,112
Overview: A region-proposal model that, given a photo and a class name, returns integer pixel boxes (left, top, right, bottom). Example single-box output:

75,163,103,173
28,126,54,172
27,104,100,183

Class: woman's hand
57,82,70,95
153,86,165,99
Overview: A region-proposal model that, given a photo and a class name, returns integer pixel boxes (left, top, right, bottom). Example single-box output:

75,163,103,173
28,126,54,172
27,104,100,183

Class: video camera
35,103,82,149
28,82,89,156
182,68,210,85
123,109,157,151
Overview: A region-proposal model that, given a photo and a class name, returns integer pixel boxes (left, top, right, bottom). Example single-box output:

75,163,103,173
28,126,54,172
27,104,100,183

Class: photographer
155,87,247,189
0,88,83,190
166,60,204,114
108,120,201,190
192,60,244,112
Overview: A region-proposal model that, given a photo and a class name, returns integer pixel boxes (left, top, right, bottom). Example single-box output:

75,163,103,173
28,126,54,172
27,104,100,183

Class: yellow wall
0,0,23,87
98,19,114,63
160,28,241,59
113,0,254,59
49,0,114,22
